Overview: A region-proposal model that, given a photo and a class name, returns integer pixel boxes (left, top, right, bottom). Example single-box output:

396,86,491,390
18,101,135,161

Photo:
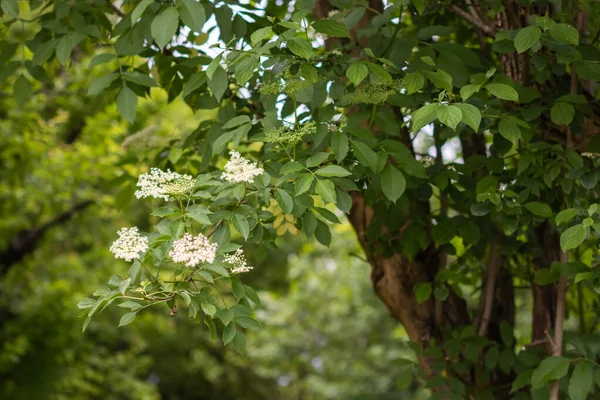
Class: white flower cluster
221,151,264,184
135,168,195,201
110,227,149,262
224,249,254,274
169,233,218,267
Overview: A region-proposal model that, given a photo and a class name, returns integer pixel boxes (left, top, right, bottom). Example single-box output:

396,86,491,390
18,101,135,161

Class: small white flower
110,227,149,262
169,233,218,267
221,150,264,184
135,168,195,201
224,249,254,274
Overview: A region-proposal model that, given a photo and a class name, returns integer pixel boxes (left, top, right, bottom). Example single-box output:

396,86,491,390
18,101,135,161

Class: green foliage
2,0,600,398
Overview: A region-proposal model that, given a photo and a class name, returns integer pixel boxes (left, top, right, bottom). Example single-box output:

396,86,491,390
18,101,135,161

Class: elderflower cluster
260,70,311,96
221,150,264,183
265,121,317,144
224,249,254,274
135,168,195,201
340,80,403,105
169,233,218,267
109,227,149,262
420,155,436,167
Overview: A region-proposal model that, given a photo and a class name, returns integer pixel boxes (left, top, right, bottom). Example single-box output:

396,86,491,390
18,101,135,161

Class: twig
521,338,548,350
549,253,568,400
106,1,125,18
206,219,224,238
451,5,495,36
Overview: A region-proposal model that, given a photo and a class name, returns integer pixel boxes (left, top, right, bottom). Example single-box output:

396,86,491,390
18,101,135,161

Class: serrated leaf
460,84,480,100
89,53,117,68
233,213,250,239
313,20,350,38
436,105,462,131
423,70,453,92
531,356,570,389
116,86,138,124
411,103,439,133
556,208,579,225
306,152,329,168
222,115,250,130
208,66,227,101
179,0,206,32
131,0,153,22
251,26,272,45
456,103,481,132
485,83,519,102
315,165,351,177
498,118,521,143
381,164,406,203
524,201,552,218
275,189,294,213
182,71,206,97
295,173,314,195
549,23,579,45
222,321,237,345
568,360,594,400
123,71,158,87
118,312,137,327
287,37,312,60
151,7,179,50
405,72,425,95
315,179,336,204
560,223,586,251
346,62,368,86
551,102,574,126
331,132,349,162
351,141,378,170
87,73,119,96
514,26,541,53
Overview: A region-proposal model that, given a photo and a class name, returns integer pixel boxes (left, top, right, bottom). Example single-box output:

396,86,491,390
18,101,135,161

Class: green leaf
234,55,259,86
222,322,237,345
568,360,593,400
280,161,304,175
117,301,142,311
524,202,552,218
182,72,206,97
123,71,159,87
87,73,119,96
300,63,318,83
351,141,378,170
116,86,138,124
531,356,570,389
235,316,262,330
560,223,586,251
275,189,294,214
315,165,351,177
414,283,432,304
423,70,453,92
206,53,222,80
485,346,499,370
232,331,246,354
179,0,206,32
315,179,337,204
498,118,521,143
411,103,439,133
460,84,480,101
381,164,406,203
222,116,251,130
405,72,425,95
201,302,216,317
556,208,579,226
151,206,179,217
13,75,32,107
233,213,250,239
151,7,180,50
1,0,19,18
436,105,462,131
295,173,314,195
89,53,116,68
77,298,96,309
314,220,331,246
118,312,137,327
510,369,534,394
287,37,312,60
186,205,211,225
313,20,350,38
231,280,245,300
514,26,542,53
331,132,349,162
549,23,579,46
365,62,392,83
551,102,575,126
306,152,329,168
485,83,519,102
208,66,227,101
251,26,272,45
131,0,153,22
456,103,481,132
346,62,369,86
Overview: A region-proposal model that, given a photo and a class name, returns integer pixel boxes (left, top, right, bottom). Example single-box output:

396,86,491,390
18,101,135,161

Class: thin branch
206,219,224,238
451,5,495,36
478,244,501,336
549,255,568,400
106,1,125,18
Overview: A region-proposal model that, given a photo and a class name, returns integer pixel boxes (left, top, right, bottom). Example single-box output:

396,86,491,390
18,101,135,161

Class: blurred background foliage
0,35,419,399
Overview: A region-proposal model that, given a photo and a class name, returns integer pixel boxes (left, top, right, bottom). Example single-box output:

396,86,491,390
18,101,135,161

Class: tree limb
0,200,94,277
477,244,501,336
451,5,495,36
106,1,125,18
